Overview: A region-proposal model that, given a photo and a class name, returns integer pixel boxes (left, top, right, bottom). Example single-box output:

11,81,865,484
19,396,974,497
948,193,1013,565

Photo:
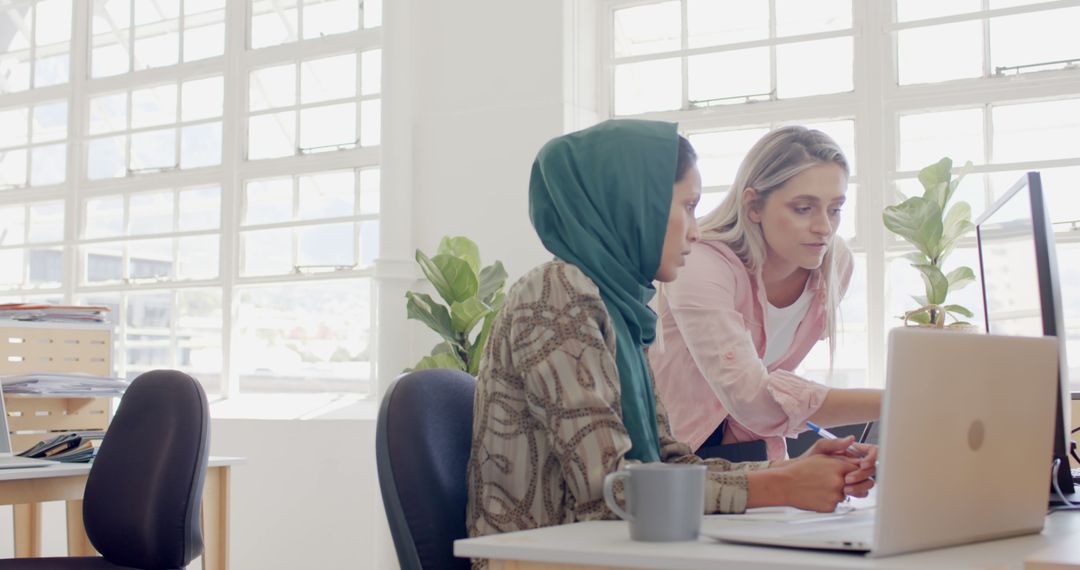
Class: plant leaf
945,266,976,291
944,160,974,207
417,250,478,305
468,311,497,376
430,341,457,356
883,196,942,258
918,157,953,208
939,201,974,253
451,297,490,337
911,295,929,306
903,251,929,266
914,263,949,305
943,304,974,318
411,351,466,372
437,236,481,275
478,261,508,303
405,292,457,343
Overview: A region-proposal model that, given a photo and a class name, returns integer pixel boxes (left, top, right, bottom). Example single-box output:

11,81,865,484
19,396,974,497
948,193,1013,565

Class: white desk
1,456,242,570
456,510,1080,570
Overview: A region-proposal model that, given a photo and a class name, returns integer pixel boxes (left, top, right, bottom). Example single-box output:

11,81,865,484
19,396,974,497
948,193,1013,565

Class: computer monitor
975,171,1073,498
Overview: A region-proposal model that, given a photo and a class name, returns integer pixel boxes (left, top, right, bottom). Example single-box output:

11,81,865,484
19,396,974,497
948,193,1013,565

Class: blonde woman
649,126,883,462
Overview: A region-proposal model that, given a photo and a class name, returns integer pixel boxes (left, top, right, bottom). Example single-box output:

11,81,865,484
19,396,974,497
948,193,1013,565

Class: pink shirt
649,239,854,460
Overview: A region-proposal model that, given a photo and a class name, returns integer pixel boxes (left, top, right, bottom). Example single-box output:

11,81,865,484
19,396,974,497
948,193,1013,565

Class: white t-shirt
762,283,814,368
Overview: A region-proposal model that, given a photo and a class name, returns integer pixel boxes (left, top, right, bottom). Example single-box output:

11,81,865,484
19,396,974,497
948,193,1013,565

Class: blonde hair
697,125,849,366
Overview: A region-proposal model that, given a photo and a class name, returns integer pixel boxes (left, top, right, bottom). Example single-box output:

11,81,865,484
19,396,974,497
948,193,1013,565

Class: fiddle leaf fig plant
883,157,977,328
405,236,508,375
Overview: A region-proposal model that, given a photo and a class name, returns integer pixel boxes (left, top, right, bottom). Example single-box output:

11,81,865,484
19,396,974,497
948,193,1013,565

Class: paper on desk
1,372,128,396
706,503,862,523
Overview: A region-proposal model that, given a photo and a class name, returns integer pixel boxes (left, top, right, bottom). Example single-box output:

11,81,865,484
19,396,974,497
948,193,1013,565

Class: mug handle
603,470,633,522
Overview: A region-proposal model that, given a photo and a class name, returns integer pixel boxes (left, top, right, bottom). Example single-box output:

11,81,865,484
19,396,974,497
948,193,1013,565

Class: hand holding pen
806,421,865,458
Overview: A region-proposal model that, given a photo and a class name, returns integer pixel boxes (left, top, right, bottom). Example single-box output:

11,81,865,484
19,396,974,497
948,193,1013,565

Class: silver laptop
0,395,55,469
703,327,1058,557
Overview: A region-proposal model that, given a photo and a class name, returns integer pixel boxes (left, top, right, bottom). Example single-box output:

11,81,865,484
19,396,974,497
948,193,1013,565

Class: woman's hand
802,436,878,498
747,454,857,512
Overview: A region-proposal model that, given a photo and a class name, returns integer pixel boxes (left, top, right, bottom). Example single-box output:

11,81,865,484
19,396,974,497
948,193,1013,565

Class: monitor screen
976,171,1073,497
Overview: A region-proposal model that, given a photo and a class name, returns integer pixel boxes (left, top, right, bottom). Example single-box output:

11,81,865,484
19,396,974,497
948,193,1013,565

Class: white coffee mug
602,463,706,542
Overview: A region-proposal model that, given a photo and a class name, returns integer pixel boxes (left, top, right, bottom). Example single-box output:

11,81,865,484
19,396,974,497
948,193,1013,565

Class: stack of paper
1,372,128,396
18,430,106,463
0,304,110,323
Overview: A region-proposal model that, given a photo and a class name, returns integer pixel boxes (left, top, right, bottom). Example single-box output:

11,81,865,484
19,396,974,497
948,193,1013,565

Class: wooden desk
3,456,241,570
456,510,1080,570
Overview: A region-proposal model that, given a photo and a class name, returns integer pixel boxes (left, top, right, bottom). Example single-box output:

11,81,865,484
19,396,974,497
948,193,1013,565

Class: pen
806,421,865,458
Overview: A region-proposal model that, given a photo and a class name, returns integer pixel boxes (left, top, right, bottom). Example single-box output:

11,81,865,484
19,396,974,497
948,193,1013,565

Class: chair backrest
376,368,476,570
84,369,210,570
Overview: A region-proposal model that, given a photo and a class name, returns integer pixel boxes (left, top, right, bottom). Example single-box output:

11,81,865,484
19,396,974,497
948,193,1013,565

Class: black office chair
376,368,476,570
0,369,210,570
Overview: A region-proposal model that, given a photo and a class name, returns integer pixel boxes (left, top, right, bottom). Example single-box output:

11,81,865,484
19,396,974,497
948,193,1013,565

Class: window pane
897,174,988,221
360,49,381,96
182,76,224,121
131,84,177,129
359,99,380,147
688,48,770,104
300,103,356,151
178,235,219,279
614,58,681,115
776,0,851,37
245,177,293,225
177,287,223,393
28,201,63,242
837,184,856,240
0,206,25,245
36,0,72,45
85,195,124,238
358,168,380,215
133,25,179,70
303,0,359,39
91,36,130,78
687,127,769,188
33,47,69,88
30,144,66,186
129,191,174,235
251,0,298,48
301,53,356,104
695,190,726,218
988,168,1080,225
0,108,28,147
297,223,354,267
183,10,225,62
32,102,67,142
241,228,293,276
299,170,354,219
776,37,852,99
990,8,1080,73
83,242,124,283
250,64,296,111
180,122,222,168
896,0,979,22
248,111,296,159
237,279,373,392
993,99,1080,163
178,185,221,231
898,21,982,85
89,93,127,135
362,0,381,28
0,149,27,188
898,108,984,170
27,247,62,286
0,52,32,93
127,291,173,330
613,1,680,58
87,135,127,180
129,128,177,171
687,0,767,48
128,238,173,280
0,249,25,287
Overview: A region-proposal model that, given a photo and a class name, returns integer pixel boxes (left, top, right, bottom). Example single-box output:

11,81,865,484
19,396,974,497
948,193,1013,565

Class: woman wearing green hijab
465,120,875,552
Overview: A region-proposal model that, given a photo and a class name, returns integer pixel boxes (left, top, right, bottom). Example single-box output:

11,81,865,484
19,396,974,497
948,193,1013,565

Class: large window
603,0,1080,389
0,0,383,397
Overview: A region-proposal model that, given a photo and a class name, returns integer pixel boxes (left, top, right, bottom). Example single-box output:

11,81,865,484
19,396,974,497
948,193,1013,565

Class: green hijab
528,119,678,463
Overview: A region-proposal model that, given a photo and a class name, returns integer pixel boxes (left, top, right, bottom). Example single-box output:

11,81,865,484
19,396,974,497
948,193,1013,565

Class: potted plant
404,236,508,374
882,157,977,329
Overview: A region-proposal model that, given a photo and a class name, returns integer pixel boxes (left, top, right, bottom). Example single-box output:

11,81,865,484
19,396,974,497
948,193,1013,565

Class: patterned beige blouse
465,261,769,565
